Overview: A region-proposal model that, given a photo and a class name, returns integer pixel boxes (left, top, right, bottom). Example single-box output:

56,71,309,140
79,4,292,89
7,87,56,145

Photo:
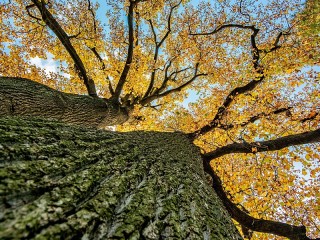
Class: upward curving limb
30,0,98,97
202,128,320,161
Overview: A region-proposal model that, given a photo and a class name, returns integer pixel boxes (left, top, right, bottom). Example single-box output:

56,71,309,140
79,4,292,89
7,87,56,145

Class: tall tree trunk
0,77,129,127
0,117,242,240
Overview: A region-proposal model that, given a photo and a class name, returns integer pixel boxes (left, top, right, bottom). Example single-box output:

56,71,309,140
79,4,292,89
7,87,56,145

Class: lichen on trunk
0,117,242,239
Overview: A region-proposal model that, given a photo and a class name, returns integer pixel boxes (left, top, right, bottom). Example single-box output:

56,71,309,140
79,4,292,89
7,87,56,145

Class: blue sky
24,0,315,108
2,0,317,177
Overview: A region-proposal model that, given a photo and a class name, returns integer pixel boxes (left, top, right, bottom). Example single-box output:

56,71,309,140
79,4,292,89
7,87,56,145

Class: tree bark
0,117,242,240
0,77,129,127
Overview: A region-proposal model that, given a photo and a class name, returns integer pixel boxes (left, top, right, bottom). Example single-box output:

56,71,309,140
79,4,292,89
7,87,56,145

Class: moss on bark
0,117,242,240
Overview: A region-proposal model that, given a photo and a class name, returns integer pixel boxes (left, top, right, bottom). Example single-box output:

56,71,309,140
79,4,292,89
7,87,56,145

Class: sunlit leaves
1,0,319,239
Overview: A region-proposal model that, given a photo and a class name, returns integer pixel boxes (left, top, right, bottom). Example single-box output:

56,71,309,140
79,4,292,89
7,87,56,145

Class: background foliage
0,0,319,239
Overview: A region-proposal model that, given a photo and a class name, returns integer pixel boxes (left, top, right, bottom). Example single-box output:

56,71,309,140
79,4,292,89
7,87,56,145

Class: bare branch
158,59,174,93
149,19,157,45
26,4,42,21
140,63,207,105
203,128,320,161
188,27,290,140
143,1,182,99
260,31,290,57
202,160,317,240
190,24,257,36
145,58,176,97
218,107,292,130
188,24,266,139
88,47,115,95
90,47,106,70
301,112,319,123
143,20,160,99
239,0,251,23
188,77,264,139
30,0,97,97
134,9,140,46
87,0,97,34
250,27,260,70
191,22,288,56
157,72,206,97
154,65,192,97
112,0,136,101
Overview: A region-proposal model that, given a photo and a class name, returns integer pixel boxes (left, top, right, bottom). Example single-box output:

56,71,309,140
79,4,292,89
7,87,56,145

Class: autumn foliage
0,0,319,239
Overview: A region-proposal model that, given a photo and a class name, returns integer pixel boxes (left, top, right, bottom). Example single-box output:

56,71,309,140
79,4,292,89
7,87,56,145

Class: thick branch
30,0,97,97
112,0,136,101
157,59,174,93
202,160,317,240
203,128,320,161
189,25,289,140
0,77,129,127
143,20,161,99
250,27,260,70
190,22,286,58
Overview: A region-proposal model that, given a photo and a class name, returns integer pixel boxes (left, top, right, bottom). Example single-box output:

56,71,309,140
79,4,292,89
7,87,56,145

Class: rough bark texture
0,77,129,127
0,117,242,240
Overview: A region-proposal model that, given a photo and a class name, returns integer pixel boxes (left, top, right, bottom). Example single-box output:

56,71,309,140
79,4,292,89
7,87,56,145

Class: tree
0,0,319,239
0,117,243,239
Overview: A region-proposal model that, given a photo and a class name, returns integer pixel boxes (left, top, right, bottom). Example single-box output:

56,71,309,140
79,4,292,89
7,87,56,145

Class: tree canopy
0,0,319,239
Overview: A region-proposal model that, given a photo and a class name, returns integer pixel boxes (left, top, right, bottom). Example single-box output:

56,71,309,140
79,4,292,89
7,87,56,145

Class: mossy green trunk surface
0,117,242,240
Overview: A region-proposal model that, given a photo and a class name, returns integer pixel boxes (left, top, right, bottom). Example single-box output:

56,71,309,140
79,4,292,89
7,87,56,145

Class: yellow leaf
302,169,308,176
